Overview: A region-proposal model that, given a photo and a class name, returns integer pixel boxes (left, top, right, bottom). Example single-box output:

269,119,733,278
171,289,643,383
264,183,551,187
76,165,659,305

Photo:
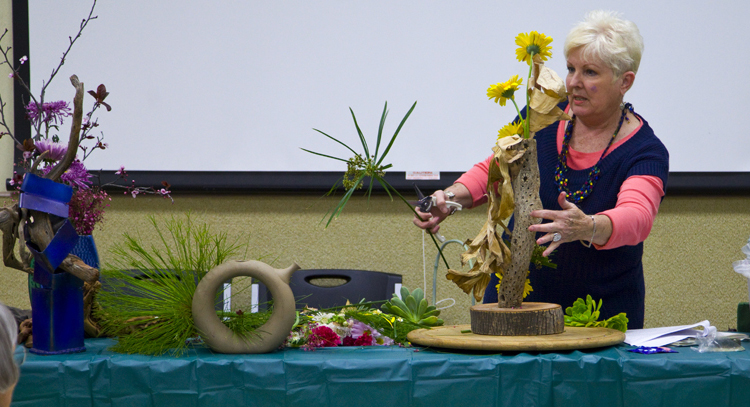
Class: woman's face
565,47,632,122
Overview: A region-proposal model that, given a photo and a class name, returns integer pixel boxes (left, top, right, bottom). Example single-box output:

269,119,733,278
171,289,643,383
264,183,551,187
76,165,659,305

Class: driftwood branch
47,75,84,181
61,255,99,284
497,139,542,308
0,205,31,273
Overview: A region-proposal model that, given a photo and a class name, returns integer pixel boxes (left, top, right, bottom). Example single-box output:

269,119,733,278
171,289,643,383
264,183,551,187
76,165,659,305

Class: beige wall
0,0,14,191
1,193,748,330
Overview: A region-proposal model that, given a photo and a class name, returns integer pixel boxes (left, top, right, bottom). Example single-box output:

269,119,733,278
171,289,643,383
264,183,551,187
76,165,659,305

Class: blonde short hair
564,10,644,77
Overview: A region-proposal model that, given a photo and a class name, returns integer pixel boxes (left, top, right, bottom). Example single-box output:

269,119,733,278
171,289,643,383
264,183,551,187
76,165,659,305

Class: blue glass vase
29,233,97,355
71,234,100,269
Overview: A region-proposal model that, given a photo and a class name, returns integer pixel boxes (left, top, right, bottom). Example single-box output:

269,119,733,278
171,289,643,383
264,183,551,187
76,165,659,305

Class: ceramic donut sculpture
192,260,300,353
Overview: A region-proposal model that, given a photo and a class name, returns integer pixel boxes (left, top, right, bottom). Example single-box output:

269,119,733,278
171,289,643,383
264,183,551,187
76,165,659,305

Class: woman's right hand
412,190,453,234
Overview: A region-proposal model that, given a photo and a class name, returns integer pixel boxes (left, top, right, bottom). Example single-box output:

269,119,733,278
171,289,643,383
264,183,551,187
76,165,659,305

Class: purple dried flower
35,139,68,161
62,160,92,190
42,159,91,190
25,100,72,126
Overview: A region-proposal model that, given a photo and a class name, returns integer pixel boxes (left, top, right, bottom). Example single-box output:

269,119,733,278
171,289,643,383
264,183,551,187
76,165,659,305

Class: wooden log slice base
470,302,564,336
407,325,625,352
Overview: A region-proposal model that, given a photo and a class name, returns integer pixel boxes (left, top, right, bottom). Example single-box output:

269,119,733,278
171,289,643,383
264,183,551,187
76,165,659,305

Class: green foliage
300,102,451,269
95,213,256,355
381,286,444,327
300,101,416,228
107,213,249,278
218,310,272,338
531,243,557,269
564,295,629,333
505,238,557,270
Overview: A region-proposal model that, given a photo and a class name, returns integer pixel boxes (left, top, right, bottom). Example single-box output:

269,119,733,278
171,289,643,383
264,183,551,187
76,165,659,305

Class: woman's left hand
528,192,593,256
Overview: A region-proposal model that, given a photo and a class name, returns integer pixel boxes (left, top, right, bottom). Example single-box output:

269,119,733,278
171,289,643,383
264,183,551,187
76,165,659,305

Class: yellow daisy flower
497,119,525,140
487,75,523,106
515,31,553,65
495,271,534,298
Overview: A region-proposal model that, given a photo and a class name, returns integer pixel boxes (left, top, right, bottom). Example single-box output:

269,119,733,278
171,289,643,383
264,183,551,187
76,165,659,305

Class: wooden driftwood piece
496,139,542,308
0,205,32,273
470,302,564,335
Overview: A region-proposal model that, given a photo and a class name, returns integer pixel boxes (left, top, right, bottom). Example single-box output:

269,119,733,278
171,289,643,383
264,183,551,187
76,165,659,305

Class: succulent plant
381,286,443,327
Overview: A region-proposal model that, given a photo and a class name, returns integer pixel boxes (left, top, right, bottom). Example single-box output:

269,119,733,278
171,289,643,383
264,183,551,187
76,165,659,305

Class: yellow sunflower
515,31,553,65
486,75,523,106
495,271,534,298
497,119,525,140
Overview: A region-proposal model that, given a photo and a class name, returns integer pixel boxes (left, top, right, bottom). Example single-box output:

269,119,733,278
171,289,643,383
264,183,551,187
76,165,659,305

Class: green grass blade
312,128,359,157
365,175,375,204
374,175,393,201
324,174,364,227
373,101,388,162
299,148,349,163
376,101,416,166
324,176,344,197
349,108,370,158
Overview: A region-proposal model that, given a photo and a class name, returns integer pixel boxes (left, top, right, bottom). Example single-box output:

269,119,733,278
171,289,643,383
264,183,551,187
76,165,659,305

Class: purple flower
19,56,27,64
349,320,374,338
41,159,91,190
8,73,13,79
348,319,393,346
35,139,68,161
131,189,140,198
25,100,72,126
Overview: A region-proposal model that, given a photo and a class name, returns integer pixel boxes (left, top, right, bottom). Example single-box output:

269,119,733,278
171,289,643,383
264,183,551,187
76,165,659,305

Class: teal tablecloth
12,339,750,407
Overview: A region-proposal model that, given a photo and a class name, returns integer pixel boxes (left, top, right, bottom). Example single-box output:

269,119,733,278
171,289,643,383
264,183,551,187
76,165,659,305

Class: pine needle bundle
95,213,269,355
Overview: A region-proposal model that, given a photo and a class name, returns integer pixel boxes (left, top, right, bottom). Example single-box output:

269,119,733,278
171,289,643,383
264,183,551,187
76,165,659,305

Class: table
12,338,750,407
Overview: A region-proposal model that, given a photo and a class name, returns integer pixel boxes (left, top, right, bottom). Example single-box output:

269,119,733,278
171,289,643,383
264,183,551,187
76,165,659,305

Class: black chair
254,269,402,311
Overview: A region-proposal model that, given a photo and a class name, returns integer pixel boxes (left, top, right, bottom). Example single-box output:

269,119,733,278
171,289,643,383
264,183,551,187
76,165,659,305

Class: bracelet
580,215,596,248
444,190,457,215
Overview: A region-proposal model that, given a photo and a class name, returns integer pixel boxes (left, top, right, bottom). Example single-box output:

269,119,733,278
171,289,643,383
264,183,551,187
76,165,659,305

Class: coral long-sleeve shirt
455,115,664,249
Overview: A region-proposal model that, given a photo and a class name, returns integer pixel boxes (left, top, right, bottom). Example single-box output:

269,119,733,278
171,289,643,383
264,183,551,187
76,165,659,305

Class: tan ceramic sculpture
192,260,300,353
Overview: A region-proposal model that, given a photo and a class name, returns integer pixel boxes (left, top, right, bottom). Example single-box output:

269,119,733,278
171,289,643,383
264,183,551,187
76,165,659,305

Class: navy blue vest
482,104,669,329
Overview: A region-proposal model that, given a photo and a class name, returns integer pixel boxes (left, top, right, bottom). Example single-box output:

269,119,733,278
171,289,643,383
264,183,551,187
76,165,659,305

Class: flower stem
379,179,451,270
524,52,535,139
511,99,523,126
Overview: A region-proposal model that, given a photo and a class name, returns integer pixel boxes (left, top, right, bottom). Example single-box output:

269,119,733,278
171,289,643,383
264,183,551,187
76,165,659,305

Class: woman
0,302,18,407
414,11,668,329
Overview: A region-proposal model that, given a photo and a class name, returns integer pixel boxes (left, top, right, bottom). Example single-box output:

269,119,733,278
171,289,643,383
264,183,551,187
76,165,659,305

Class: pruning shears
411,184,462,242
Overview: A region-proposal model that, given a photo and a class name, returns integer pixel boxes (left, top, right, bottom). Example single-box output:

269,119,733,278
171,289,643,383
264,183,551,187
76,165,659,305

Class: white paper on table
624,320,711,347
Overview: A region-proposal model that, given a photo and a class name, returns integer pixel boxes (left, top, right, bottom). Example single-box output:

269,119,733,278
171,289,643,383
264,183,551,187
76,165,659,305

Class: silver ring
552,232,562,242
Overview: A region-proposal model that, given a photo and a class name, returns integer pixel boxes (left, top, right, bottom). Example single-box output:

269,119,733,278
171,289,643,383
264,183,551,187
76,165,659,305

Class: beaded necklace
554,103,633,203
